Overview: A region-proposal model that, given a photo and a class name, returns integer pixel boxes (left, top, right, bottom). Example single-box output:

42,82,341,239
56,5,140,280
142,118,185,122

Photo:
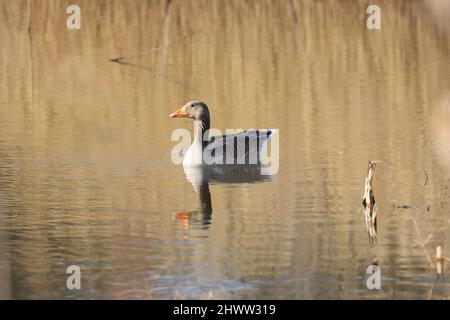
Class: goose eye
190,104,195,108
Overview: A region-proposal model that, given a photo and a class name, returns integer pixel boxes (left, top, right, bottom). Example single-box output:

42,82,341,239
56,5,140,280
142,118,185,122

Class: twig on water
391,169,430,211
109,29,204,94
110,30,204,64
423,169,429,186
392,204,430,211
109,59,154,71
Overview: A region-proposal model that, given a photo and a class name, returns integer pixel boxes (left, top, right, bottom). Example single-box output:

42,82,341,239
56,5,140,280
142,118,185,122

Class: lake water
0,0,449,299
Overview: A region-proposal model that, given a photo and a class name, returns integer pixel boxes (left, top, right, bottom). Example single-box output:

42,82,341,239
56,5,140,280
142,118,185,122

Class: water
0,0,449,299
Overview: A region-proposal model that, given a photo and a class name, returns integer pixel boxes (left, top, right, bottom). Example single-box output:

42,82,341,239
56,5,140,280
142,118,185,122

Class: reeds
362,161,378,244
361,160,450,298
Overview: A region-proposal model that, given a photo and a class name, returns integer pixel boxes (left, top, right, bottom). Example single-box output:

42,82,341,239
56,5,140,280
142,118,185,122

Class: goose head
170,101,210,122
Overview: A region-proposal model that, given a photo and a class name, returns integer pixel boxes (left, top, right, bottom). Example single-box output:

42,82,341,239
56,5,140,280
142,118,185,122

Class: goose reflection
173,165,272,230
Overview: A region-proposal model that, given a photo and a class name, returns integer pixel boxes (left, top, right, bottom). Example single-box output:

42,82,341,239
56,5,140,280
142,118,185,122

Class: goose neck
193,119,210,146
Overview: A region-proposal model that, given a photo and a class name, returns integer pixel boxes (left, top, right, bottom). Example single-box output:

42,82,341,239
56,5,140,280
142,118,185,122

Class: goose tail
258,129,277,159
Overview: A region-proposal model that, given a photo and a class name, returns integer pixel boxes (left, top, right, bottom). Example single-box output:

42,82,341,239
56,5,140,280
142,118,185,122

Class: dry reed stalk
362,161,378,244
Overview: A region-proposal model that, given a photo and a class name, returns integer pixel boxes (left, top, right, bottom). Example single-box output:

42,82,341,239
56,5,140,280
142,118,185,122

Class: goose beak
170,106,187,118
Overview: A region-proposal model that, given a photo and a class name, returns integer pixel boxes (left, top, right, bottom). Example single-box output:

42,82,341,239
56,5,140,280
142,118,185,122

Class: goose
170,101,276,167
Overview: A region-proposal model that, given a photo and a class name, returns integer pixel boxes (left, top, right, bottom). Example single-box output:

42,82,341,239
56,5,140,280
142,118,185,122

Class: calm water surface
0,0,450,299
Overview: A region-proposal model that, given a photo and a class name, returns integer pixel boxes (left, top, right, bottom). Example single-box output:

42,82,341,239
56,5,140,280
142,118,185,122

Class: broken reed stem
362,161,376,212
427,246,446,300
362,161,378,244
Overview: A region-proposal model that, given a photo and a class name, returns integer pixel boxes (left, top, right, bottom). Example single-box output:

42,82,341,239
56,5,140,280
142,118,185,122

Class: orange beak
170,106,187,118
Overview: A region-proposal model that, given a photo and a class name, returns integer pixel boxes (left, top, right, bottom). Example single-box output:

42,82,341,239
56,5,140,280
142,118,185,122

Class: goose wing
204,129,275,165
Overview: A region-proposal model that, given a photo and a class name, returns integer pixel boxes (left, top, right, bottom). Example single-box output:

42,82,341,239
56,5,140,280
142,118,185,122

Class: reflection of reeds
411,215,450,299
362,161,378,244
445,93,450,112
27,0,34,109
440,178,449,210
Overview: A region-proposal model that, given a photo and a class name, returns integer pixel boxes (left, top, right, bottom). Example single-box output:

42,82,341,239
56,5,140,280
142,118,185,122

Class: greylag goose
170,101,276,167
